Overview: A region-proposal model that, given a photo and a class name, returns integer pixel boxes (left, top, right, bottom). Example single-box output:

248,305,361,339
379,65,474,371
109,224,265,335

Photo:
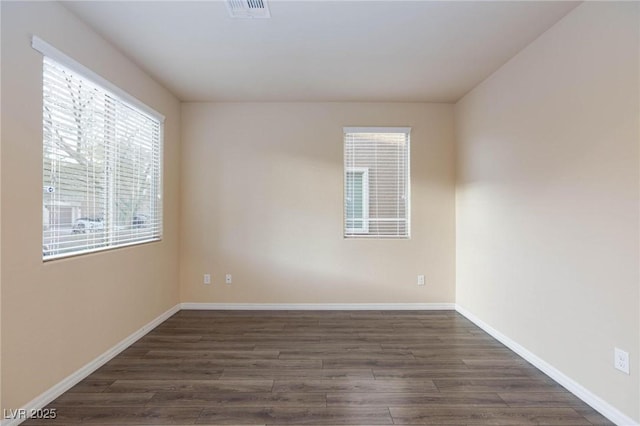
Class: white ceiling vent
226,0,271,19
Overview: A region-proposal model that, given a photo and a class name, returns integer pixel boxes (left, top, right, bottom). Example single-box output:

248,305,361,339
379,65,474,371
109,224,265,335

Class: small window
37,40,163,260
343,127,410,238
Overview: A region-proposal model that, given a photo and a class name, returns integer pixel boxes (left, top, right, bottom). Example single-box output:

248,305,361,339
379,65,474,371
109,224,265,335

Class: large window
343,127,410,238
37,39,163,260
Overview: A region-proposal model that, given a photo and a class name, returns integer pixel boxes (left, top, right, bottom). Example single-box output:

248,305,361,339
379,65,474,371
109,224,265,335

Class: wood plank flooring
23,310,612,425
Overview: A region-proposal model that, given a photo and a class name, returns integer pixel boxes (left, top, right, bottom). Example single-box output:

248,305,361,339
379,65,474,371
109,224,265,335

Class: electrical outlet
417,275,425,286
614,348,630,374
225,274,232,285
203,274,211,285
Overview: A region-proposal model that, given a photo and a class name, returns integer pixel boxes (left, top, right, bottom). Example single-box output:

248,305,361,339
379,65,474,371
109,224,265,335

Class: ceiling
62,1,579,103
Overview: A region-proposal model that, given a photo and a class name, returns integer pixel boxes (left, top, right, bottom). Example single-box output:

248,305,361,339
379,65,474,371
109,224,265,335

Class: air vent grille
226,0,271,19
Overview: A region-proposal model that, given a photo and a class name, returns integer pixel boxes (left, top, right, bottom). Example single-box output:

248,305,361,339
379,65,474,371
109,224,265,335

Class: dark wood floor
24,310,611,425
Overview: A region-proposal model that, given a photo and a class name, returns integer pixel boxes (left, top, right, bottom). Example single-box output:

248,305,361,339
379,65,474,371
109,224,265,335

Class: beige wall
455,2,639,422
0,1,181,411
180,102,455,304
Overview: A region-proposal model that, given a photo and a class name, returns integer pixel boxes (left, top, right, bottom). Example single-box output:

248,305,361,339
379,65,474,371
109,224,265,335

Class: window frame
345,167,370,234
34,36,165,261
343,127,411,239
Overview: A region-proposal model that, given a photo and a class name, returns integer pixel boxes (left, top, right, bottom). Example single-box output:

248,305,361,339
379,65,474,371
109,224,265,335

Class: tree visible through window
343,128,410,239
42,56,162,260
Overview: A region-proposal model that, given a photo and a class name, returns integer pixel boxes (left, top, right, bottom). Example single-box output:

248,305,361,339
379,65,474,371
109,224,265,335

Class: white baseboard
180,302,456,311
1,304,180,426
455,304,639,426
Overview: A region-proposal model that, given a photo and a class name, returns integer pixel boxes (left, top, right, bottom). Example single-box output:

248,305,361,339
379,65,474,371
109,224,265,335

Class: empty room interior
1,1,639,425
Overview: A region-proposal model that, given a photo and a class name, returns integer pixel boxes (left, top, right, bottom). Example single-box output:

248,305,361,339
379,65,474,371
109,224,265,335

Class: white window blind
344,127,410,238
41,56,162,260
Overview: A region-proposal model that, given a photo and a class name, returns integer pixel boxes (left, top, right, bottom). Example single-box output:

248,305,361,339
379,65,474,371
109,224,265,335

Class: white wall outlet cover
417,275,425,286
225,274,232,284
614,347,630,375
203,274,211,285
